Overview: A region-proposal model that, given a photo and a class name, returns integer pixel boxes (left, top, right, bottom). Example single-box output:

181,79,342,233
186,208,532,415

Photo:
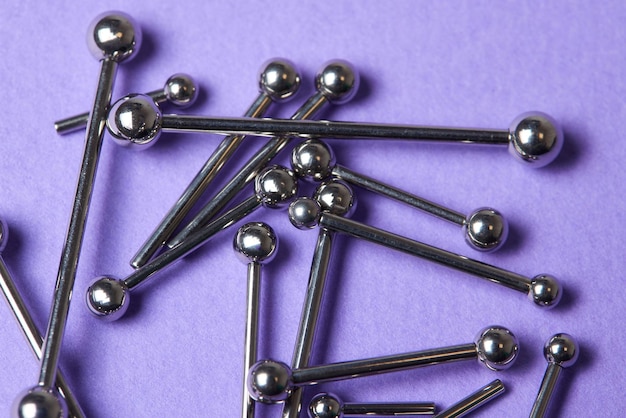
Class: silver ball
254,166,298,209
259,59,301,101
86,11,141,62
291,139,335,182
164,73,198,108
544,333,579,368
86,276,129,321
106,94,162,148
528,274,561,308
288,198,321,230
12,386,67,418
0,217,8,252
474,326,519,371
464,208,508,252
309,393,343,418
314,181,356,217
247,360,293,403
316,60,360,104
508,112,563,167
233,222,278,265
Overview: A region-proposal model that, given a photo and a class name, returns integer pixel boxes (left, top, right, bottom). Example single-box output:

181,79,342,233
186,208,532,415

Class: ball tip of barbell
107,93,162,149
86,276,130,321
87,11,142,63
544,333,579,368
475,325,519,371
509,112,563,167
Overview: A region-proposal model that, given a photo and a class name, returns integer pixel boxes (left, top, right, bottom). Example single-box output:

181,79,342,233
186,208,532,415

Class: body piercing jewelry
308,392,436,417
247,326,518,403
434,379,505,418
54,73,198,135
291,138,508,251
288,191,561,308
0,220,85,418
130,59,300,268
234,223,278,418
13,12,141,418
529,333,579,418
85,166,297,321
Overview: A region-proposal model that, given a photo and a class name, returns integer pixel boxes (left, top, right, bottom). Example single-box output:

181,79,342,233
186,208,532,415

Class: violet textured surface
0,1,623,417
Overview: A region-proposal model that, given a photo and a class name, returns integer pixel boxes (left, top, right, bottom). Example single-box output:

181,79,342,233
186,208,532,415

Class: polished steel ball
164,73,198,108
259,59,301,101
233,222,278,265
0,217,8,252
12,386,66,418
308,393,343,418
87,11,141,62
288,198,322,230
247,360,293,403
86,276,129,321
314,181,356,217
464,208,508,252
474,326,519,371
508,112,563,167
107,94,162,148
316,60,360,104
254,165,299,208
544,333,579,368
528,274,561,308
291,139,335,182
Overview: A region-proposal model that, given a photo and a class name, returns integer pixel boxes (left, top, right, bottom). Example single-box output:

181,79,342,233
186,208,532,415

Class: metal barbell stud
247,326,518,403
130,59,301,268
291,138,508,251
529,333,579,418
85,166,297,321
234,222,278,418
288,186,561,308
13,11,141,418
308,392,436,417
54,73,198,135
434,379,505,418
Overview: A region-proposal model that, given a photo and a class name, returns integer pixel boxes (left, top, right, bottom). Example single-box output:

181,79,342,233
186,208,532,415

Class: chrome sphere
288,198,322,230
316,60,360,104
259,58,301,101
544,333,579,368
474,326,519,371
528,274,561,308
87,11,141,62
464,208,508,252
233,222,278,265
12,386,66,418
254,166,299,209
314,181,356,217
164,73,198,108
309,392,343,418
508,112,563,167
107,94,162,148
291,139,335,182
247,360,293,403
86,276,129,321
0,217,8,252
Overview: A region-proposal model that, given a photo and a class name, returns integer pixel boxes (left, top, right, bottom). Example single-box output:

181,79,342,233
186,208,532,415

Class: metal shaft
242,262,261,418
435,379,505,418
167,91,329,248
318,212,531,294
343,402,436,415
529,363,562,418
131,93,273,268
38,58,117,388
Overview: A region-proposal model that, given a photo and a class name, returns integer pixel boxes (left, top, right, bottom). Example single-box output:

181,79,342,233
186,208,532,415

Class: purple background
0,1,624,416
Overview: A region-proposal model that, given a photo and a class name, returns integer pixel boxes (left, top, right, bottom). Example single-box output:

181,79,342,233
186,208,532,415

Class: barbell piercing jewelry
308,392,436,417
130,59,301,268
85,166,297,321
288,194,561,308
282,181,356,418
529,333,579,418
13,11,141,418
247,326,518,404
54,73,198,135
234,222,278,418
291,138,508,251
434,379,505,418
0,220,85,418
165,60,359,249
